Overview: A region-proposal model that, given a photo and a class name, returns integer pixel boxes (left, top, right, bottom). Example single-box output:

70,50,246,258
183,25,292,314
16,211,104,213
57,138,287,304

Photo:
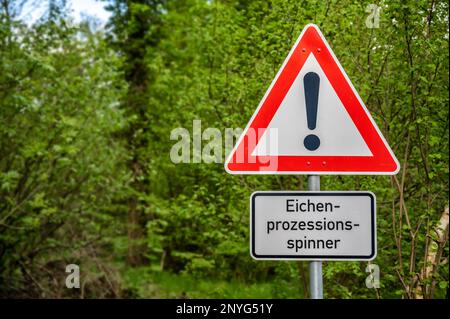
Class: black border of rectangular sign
250,191,376,260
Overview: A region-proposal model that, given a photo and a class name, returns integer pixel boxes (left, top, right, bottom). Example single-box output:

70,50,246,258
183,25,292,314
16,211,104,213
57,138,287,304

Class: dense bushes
0,11,129,297
0,0,448,298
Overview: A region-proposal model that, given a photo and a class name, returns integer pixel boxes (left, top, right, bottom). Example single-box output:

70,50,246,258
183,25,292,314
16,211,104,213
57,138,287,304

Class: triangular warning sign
225,24,399,175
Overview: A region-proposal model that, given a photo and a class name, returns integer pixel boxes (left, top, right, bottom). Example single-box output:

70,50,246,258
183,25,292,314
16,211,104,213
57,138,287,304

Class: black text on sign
250,192,376,260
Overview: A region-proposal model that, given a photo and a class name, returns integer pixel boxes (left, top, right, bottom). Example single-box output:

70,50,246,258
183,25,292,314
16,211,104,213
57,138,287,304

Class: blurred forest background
0,0,448,299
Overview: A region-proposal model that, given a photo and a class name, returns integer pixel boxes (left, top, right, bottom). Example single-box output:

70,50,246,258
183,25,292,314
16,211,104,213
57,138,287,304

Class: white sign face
250,191,376,260
252,53,372,157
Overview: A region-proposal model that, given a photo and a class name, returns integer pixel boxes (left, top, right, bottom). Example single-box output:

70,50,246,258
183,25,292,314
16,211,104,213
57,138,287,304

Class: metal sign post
308,175,323,299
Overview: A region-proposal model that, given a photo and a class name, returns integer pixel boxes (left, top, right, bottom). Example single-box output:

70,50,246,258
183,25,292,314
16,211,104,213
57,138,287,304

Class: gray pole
308,175,323,299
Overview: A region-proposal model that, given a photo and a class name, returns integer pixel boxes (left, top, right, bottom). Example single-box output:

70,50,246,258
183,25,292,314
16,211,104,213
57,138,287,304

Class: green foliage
142,0,449,299
122,266,303,298
0,0,448,299
0,6,129,297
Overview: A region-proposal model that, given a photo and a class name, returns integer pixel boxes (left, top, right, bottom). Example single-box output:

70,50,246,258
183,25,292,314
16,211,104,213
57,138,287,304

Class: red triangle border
225,24,399,175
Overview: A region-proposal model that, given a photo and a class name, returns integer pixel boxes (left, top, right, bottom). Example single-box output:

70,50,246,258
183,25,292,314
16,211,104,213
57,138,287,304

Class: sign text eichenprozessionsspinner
250,192,376,260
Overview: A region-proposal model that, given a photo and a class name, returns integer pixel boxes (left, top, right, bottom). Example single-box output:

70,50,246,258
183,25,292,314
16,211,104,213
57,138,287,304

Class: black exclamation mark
303,72,320,151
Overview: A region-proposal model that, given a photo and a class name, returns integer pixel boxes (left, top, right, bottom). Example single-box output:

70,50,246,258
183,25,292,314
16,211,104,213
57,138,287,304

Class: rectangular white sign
250,191,376,260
